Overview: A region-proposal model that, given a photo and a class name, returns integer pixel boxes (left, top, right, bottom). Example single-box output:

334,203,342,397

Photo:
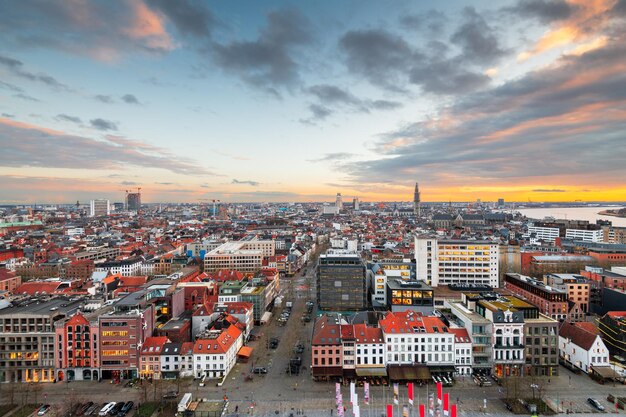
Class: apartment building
89,199,111,217
94,258,143,276
415,236,499,288
0,297,82,382
193,324,242,379
450,328,472,375
367,259,414,307
379,311,455,373
74,247,120,261
203,237,274,272
545,273,590,316
54,312,100,381
140,336,169,379
353,324,386,378
311,315,343,381
503,273,568,320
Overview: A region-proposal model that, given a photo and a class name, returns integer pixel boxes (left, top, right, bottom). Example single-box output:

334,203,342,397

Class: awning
429,366,456,374
388,365,431,381
237,346,253,358
592,366,621,379
356,368,387,377
312,366,343,377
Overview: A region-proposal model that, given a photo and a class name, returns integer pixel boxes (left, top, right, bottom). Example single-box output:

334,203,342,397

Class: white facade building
559,322,610,374
415,236,499,287
565,228,603,243
526,226,560,243
89,199,110,217
193,326,243,379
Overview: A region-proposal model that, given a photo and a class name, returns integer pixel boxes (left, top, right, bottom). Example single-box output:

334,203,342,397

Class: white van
99,402,116,416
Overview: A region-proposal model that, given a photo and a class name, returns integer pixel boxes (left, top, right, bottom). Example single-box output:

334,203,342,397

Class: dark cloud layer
147,0,214,38
505,0,576,23
303,84,402,121
56,114,82,124
342,30,626,187
0,118,212,176
210,9,313,95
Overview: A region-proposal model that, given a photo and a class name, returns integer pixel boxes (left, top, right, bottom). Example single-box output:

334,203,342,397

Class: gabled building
353,324,386,379
559,321,609,374
311,315,343,381
160,342,182,379
193,322,242,380
140,336,170,379
450,328,472,375
54,312,100,382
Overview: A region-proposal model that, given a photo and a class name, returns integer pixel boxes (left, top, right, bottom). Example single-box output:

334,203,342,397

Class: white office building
89,199,110,217
565,228,603,243
414,236,499,287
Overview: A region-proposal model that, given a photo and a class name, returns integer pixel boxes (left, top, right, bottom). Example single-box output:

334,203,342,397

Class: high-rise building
126,192,141,211
414,236,499,287
89,199,110,217
497,198,505,207
353,197,359,211
317,250,366,311
335,193,343,212
413,182,421,216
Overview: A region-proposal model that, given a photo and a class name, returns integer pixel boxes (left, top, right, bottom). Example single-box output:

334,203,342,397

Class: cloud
232,179,260,187
339,29,416,92
0,81,23,93
146,0,214,38
1,113,15,118
450,7,507,65
210,9,313,94
532,189,566,192
0,117,213,176
308,153,355,163
94,95,114,104
13,93,40,102
0,54,69,90
399,10,447,33
303,84,402,121
90,118,118,131
0,1,173,61
340,29,626,190
56,114,82,124
121,94,141,104
120,181,139,186
505,0,577,23
338,24,497,95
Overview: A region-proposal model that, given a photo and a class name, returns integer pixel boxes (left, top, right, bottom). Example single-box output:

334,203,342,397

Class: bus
177,393,192,413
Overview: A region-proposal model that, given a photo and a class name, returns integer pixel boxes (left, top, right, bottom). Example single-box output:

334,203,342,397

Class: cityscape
1,2,626,417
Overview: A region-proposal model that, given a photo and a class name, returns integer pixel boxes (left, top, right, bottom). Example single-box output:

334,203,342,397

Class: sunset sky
1,0,625,204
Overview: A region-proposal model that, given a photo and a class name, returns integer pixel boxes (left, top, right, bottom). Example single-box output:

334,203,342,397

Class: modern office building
386,279,434,313
367,259,414,307
565,228,603,243
526,226,560,243
126,192,141,211
89,199,110,217
317,250,366,311
204,237,275,273
414,236,499,287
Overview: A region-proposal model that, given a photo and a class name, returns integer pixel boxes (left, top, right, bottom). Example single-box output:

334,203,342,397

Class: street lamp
530,384,539,400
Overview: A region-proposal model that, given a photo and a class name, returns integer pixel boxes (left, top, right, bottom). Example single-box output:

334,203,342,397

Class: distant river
517,206,626,227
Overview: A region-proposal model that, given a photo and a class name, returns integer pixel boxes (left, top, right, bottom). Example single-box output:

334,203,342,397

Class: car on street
117,401,133,417
163,391,178,399
587,398,605,411
78,402,94,416
99,403,116,417
253,367,268,374
84,404,99,416
269,337,279,349
38,405,51,416
109,403,124,416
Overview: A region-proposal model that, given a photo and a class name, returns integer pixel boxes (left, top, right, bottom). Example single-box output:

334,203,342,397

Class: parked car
85,404,99,416
99,404,116,417
38,405,51,416
163,391,178,400
108,403,124,416
252,367,268,374
588,398,605,411
117,401,133,417
78,402,94,416
269,337,279,349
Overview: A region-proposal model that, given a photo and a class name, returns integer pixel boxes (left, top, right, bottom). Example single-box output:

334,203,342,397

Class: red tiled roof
14,281,62,295
0,269,18,281
141,336,170,354
607,311,626,319
448,328,471,343
577,322,599,335
559,321,600,351
66,313,90,326
379,311,449,334
353,323,383,344
193,324,241,354
312,315,342,346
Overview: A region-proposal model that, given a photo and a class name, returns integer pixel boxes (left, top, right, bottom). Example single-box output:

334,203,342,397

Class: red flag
443,393,449,414
437,382,443,404
408,383,414,405
419,404,425,417
387,404,393,417
450,405,457,417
